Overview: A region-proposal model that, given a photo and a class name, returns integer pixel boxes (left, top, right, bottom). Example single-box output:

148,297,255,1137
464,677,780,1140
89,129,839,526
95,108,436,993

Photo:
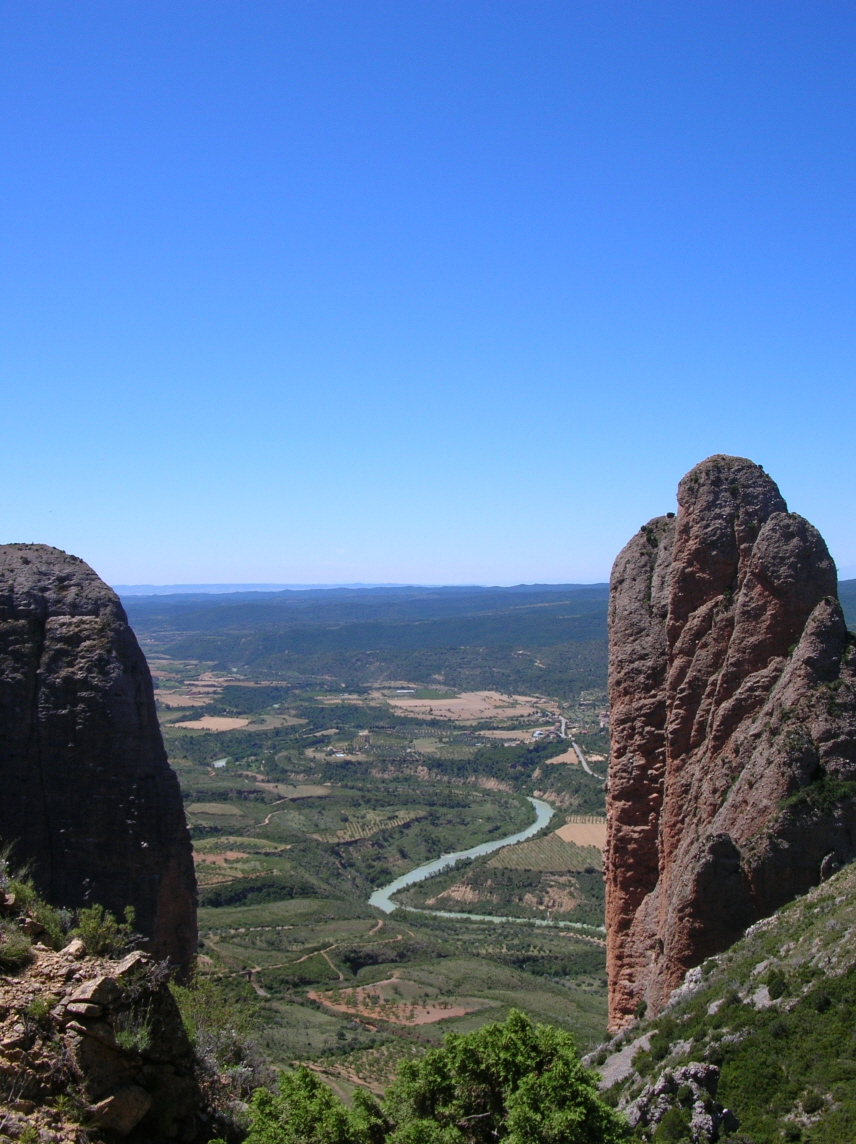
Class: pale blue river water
368,796,605,934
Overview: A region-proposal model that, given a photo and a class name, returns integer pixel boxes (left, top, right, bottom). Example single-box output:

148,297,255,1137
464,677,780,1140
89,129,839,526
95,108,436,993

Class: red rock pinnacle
605,456,856,1028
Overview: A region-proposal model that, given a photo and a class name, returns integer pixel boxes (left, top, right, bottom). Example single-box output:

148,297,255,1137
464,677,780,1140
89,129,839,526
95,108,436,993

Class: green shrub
71,904,136,956
811,990,832,1013
248,1072,381,1144
0,921,33,972
247,1011,631,1144
170,974,258,1069
767,968,789,999
114,1004,153,1052
26,994,56,1022
0,857,70,950
780,772,856,815
653,1107,692,1141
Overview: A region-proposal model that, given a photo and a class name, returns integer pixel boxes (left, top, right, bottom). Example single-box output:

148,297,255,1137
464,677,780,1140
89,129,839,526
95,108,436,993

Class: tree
384,1010,629,1144
247,1069,386,1144
247,1012,629,1144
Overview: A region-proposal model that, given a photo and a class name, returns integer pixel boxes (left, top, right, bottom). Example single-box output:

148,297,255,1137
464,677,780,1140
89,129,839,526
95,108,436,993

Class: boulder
88,1085,153,1136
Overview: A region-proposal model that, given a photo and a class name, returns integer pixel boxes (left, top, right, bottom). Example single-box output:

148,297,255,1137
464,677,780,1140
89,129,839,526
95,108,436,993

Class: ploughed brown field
310,976,486,1026
554,819,608,849
173,715,250,731
385,690,556,722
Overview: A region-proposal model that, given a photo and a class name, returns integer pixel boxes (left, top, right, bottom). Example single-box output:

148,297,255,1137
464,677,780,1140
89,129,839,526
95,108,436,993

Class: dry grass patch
545,748,580,765
186,802,248,817
256,782,331,799
554,818,608,849
156,692,212,708
173,715,250,731
385,690,555,723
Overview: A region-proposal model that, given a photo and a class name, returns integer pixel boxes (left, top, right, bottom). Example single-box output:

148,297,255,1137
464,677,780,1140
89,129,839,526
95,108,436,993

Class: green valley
129,584,615,1088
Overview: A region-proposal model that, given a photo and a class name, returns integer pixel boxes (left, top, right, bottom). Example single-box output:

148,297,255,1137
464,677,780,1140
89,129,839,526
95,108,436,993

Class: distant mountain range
117,579,855,628
114,582,422,595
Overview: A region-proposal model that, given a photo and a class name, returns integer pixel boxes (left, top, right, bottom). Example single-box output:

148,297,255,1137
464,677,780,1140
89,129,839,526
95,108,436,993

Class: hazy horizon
112,579,611,596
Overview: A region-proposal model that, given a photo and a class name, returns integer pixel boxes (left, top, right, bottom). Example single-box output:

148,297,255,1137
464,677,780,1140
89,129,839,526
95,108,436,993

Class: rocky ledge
0,943,199,1140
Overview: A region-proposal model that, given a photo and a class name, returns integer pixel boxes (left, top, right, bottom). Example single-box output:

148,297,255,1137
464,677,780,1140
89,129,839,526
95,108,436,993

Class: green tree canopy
246,1011,629,1144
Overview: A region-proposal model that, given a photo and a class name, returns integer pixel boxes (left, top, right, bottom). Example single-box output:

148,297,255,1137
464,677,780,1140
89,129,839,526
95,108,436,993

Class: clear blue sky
2,2,854,585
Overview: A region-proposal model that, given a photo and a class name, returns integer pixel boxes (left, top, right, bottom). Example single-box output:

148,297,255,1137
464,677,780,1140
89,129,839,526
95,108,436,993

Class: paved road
571,740,605,780
558,712,605,779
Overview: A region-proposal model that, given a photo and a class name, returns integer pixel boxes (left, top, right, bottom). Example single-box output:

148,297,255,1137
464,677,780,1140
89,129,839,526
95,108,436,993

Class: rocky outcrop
0,544,196,967
605,456,856,1028
623,1061,736,1142
0,944,200,1140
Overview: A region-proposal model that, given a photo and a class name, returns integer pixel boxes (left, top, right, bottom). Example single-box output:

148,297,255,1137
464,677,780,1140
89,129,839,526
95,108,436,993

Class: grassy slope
599,860,856,1143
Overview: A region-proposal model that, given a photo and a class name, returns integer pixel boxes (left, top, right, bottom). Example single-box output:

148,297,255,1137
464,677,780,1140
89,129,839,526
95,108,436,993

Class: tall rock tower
0,544,197,966
605,456,856,1028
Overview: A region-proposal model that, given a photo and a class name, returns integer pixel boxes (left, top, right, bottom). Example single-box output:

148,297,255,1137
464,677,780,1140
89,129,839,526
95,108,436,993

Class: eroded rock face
0,544,196,966
606,456,856,1028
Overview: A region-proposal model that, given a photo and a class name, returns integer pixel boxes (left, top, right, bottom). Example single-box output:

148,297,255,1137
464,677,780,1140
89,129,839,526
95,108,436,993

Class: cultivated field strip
312,810,426,843
486,833,601,871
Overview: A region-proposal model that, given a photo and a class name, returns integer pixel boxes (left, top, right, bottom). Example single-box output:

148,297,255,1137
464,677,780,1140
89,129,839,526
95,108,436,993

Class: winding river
368,796,605,935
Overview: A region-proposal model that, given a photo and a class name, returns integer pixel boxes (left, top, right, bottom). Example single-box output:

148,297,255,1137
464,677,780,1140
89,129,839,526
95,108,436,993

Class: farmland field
124,583,612,1087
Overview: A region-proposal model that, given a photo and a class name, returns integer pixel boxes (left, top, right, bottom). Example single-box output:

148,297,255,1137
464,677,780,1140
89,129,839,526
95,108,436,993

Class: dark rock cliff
0,544,197,967
605,456,856,1028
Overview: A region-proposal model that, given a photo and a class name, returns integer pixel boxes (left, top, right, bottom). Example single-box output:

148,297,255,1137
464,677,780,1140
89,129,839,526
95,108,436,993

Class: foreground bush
171,974,258,1070
70,903,137,956
247,1010,629,1144
0,919,34,971
0,843,138,963
0,845,68,958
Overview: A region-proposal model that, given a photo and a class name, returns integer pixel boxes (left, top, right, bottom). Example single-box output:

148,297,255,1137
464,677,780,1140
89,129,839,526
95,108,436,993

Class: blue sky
2,2,854,585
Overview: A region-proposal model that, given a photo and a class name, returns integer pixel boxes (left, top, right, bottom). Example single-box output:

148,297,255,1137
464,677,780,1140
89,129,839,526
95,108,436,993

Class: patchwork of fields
127,584,613,1091
152,664,611,1082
